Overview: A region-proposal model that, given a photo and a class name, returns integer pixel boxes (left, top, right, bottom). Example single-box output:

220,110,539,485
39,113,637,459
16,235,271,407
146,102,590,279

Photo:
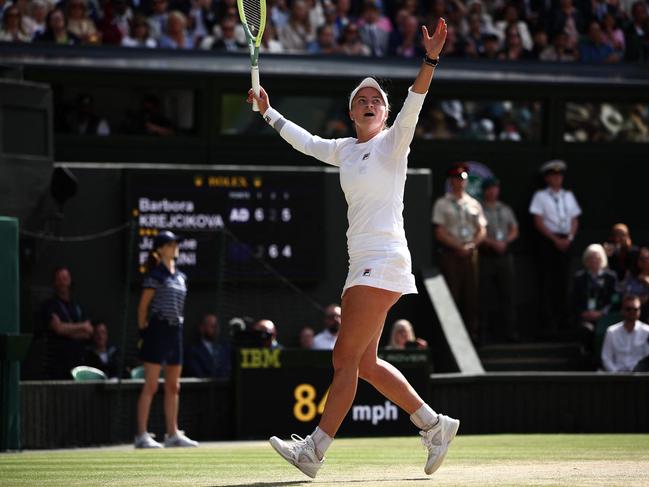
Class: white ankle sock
310,427,333,460
410,404,439,431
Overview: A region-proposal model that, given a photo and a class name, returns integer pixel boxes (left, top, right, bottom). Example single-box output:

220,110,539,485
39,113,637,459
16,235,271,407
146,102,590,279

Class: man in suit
184,313,231,378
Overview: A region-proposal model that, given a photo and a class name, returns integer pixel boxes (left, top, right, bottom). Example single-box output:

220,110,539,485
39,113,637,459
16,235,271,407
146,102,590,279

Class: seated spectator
604,223,638,282
34,8,80,44
481,32,501,58
252,319,282,349
339,22,371,55
98,0,132,45
464,12,488,57
416,106,453,140
148,0,170,41
22,0,47,38
83,320,120,378
623,1,649,62
573,244,618,336
188,0,218,46
313,303,341,350
530,29,549,58
358,0,392,56
386,319,428,350
0,5,31,42
41,267,93,379
69,93,111,136
184,313,231,378
389,13,423,58
66,0,99,44
550,0,586,50
321,0,340,38
260,23,284,53
466,0,496,36
494,3,533,50
440,23,467,57
580,20,621,62
623,247,649,322
306,0,326,32
298,325,315,349
209,15,246,51
159,10,193,48
308,23,342,53
270,0,290,30
122,94,176,136
278,0,315,53
540,31,578,61
498,24,534,59
601,12,626,56
601,294,649,371
332,0,355,38
122,15,157,48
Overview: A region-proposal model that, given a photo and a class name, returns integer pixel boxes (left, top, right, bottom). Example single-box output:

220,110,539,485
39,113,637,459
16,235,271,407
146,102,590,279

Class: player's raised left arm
412,19,447,95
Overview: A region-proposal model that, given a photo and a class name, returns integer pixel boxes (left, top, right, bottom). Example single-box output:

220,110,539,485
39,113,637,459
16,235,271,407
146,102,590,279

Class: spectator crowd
0,0,647,63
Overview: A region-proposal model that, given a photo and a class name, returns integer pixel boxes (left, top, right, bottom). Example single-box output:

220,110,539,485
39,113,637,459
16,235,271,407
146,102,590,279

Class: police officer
529,159,582,333
134,230,198,448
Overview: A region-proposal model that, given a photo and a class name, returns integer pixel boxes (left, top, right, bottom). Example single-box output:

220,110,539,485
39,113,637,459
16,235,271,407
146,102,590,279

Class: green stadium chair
71,366,107,381
130,365,164,379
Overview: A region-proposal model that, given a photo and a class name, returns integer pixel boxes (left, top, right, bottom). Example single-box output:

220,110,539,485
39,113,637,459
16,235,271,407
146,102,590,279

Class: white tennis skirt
342,246,418,297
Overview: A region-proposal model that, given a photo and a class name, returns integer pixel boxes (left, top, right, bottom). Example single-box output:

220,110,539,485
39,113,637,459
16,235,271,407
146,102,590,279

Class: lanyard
548,189,568,231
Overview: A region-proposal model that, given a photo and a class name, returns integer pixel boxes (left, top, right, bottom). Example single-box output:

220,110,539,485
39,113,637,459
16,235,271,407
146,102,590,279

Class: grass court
1,434,648,486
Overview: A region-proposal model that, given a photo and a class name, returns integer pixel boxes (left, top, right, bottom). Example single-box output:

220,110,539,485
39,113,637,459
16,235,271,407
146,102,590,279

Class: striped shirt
142,264,187,326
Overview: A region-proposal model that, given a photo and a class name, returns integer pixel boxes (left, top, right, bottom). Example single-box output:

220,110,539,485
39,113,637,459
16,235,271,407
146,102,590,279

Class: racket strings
242,0,262,37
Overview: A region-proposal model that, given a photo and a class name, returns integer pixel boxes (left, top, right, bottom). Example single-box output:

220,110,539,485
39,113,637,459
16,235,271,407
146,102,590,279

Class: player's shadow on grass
211,482,305,487
219,479,429,486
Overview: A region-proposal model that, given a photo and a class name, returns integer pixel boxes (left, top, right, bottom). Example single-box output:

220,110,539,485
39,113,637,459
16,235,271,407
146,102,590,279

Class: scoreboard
126,168,325,281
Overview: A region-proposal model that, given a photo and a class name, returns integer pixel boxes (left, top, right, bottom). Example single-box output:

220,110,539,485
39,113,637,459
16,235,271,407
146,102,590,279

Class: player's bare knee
143,381,158,396
164,380,180,395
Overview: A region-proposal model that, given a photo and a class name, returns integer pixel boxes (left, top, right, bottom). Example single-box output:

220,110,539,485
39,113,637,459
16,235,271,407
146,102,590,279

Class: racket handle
251,66,260,112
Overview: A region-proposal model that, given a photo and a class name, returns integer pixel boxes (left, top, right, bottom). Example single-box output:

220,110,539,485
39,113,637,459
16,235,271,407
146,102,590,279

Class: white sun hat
348,77,389,110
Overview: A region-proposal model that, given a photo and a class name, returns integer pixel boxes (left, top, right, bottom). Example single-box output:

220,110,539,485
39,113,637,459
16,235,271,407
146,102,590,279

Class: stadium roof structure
0,44,648,87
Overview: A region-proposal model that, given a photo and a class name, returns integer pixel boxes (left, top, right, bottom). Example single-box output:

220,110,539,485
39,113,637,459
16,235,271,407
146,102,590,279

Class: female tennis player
134,230,198,448
248,20,457,478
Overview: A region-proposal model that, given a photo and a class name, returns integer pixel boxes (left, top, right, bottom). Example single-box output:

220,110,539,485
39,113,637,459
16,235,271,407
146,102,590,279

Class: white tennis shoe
269,434,324,478
134,432,162,449
164,430,199,447
420,414,460,475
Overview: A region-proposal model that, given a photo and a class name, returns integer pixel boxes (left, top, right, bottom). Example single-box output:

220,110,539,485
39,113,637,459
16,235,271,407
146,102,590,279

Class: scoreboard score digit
126,169,324,282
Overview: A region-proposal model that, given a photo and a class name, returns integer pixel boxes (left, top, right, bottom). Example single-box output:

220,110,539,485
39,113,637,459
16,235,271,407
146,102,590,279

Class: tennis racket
237,0,267,112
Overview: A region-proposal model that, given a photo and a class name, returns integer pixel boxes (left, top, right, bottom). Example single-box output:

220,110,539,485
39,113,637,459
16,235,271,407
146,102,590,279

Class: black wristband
423,54,439,67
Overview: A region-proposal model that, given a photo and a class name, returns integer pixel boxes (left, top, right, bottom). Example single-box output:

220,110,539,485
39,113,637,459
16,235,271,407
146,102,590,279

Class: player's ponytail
145,250,161,273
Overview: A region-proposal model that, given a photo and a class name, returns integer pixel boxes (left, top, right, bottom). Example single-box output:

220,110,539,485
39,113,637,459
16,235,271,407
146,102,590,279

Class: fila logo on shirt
362,153,370,160
363,268,372,277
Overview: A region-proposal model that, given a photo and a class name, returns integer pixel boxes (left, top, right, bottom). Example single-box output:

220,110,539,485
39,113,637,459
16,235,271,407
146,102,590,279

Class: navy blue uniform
139,264,187,365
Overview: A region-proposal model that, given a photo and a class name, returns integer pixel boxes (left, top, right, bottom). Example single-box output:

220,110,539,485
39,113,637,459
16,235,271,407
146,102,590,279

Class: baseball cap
348,77,389,110
153,230,180,249
481,176,500,190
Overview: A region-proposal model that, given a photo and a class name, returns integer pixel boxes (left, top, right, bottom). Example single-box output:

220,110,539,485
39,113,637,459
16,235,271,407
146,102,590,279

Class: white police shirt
263,87,426,258
601,321,649,372
529,187,581,235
